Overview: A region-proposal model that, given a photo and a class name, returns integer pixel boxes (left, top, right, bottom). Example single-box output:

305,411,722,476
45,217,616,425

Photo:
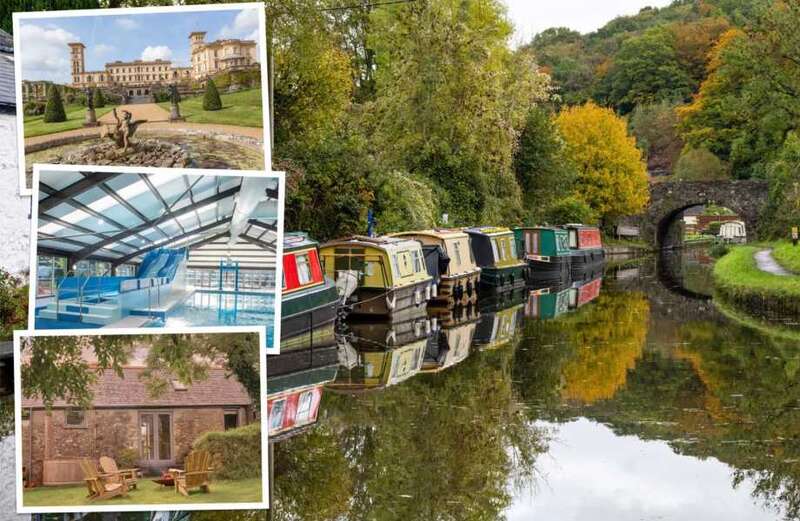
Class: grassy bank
24,104,116,138
773,241,800,273
158,88,263,128
603,237,653,254
713,245,800,320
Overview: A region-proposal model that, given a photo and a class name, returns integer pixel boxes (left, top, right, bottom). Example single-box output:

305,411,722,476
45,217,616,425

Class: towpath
754,249,792,276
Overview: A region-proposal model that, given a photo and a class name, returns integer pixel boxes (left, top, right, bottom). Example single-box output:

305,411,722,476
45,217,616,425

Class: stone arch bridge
641,180,769,248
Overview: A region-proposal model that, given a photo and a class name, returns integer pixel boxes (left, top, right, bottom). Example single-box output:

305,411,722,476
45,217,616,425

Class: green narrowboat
464,226,527,292
391,228,481,307
319,235,434,316
281,232,340,351
562,224,605,275
524,287,571,320
514,226,572,282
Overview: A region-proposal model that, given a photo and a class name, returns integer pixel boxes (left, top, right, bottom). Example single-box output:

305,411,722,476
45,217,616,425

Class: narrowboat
391,229,481,306
524,286,571,320
328,339,427,392
319,235,434,316
266,346,339,441
464,227,527,292
421,321,476,373
514,226,572,282
281,232,340,351
569,275,602,310
473,291,525,351
345,307,437,349
562,224,605,274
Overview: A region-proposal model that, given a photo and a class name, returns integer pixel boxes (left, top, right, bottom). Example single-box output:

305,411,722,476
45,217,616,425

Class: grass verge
24,104,116,138
158,88,263,128
773,241,800,273
714,296,800,343
23,477,262,507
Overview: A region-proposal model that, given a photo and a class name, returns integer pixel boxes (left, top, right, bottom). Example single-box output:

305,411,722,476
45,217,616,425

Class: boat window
411,249,424,273
296,253,313,285
508,238,517,258
569,229,578,248
269,399,286,431
495,238,505,261
490,238,500,262
397,252,414,277
452,240,462,266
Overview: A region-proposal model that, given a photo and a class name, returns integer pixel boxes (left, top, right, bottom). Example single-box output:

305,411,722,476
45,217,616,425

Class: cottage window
65,408,86,428
296,253,312,285
224,411,239,430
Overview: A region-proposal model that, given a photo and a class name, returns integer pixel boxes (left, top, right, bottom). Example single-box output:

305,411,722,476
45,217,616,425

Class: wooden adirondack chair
80,459,128,501
99,456,139,489
170,450,212,497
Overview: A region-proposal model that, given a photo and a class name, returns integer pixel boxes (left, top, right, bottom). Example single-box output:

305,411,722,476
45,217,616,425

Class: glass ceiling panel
39,170,85,191
127,191,163,220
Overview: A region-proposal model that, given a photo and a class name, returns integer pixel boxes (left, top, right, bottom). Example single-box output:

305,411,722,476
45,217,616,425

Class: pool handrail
55,270,86,318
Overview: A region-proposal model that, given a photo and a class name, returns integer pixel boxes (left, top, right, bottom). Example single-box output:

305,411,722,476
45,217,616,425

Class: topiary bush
94,88,105,108
202,79,223,111
193,422,261,479
43,84,67,123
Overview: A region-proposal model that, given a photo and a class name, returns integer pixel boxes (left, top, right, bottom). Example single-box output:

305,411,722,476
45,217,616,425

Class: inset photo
14,329,268,513
28,165,284,354
13,3,270,194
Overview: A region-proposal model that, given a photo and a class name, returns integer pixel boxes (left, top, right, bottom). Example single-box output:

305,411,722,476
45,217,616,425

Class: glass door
139,412,172,465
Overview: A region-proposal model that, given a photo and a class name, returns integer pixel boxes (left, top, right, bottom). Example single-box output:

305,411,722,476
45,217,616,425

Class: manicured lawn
158,88,263,128
713,245,800,300
23,477,262,507
23,104,116,138
773,240,800,273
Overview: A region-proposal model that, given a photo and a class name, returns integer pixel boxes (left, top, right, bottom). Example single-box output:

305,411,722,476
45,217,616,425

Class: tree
513,107,577,223
369,0,551,225
555,102,649,224
0,269,27,341
674,147,731,181
202,79,222,111
43,84,66,123
371,170,440,234
94,87,105,108
628,101,684,176
542,195,598,226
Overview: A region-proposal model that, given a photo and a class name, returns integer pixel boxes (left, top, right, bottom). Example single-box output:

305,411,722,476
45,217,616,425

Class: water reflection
270,250,800,520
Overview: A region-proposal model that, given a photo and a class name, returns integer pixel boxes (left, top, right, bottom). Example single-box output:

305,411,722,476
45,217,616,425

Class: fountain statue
169,83,184,122
100,108,147,152
83,88,98,127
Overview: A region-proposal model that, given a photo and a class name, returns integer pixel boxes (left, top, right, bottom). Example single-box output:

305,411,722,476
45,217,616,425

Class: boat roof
563,223,599,230
515,226,565,232
283,231,319,251
465,226,513,237
322,235,423,253
391,228,469,241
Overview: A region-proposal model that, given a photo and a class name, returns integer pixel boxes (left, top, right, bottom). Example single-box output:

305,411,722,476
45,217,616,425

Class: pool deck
103,316,153,328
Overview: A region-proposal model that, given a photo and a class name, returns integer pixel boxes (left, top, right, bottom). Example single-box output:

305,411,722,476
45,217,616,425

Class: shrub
202,79,222,111
541,196,598,226
709,241,729,258
23,101,44,116
707,221,723,236
0,269,28,341
43,85,67,123
94,88,105,108
193,422,261,480
674,147,731,181
115,447,139,469
371,170,439,234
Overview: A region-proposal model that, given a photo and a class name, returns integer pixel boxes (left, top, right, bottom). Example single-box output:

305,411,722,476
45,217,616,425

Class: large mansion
67,31,259,95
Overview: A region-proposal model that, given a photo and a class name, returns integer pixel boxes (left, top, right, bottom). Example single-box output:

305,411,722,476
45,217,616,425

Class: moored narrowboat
514,226,572,283
281,232,340,351
562,224,605,274
525,286,571,320
421,320,476,373
391,228,481,307
319,235,434,316
568,275,602,310
465,226,527,292
328,339,428,392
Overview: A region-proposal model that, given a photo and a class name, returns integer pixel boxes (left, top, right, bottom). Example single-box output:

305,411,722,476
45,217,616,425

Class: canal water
271,248,800,521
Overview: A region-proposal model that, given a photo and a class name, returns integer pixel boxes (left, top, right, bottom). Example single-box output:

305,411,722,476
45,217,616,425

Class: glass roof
36,169,279,267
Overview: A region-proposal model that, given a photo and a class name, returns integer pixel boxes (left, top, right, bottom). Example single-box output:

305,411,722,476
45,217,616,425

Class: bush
709,241,730,258
94,88,105,108
541,196,598,226
23,101,45,116
707,221,723,236
115,447,139,469
0,269,28,341
674,147,731,181
371,170,439,234
192,422,261,480
43,85,67,123
202,79,223,111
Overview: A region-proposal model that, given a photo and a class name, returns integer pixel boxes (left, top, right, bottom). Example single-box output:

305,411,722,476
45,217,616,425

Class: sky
504,0,675,46
19,8,261,83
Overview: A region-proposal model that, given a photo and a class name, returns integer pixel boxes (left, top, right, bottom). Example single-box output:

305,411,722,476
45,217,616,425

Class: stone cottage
21,366,254,486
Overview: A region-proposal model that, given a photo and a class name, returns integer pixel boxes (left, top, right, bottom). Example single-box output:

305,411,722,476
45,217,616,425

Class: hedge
193,422,261,480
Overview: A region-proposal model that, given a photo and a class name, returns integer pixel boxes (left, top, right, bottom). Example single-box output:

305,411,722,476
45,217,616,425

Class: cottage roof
22,367,252,409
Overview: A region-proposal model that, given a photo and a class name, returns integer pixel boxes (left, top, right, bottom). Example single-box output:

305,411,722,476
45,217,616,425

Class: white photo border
13,2,272,195
27,163,285,356
13,326,270,513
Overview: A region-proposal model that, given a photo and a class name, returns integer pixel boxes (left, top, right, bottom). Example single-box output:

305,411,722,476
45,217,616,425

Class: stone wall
0,110,31,275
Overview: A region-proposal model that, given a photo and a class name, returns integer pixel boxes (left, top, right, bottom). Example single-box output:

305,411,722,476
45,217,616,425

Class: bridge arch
642,180,769,249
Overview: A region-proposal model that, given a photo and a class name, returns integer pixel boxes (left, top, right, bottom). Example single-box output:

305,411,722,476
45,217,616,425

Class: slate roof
22,367,252,408
0,30,13,107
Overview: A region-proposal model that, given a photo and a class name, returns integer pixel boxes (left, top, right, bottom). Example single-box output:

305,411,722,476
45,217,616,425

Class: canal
270,248,800,521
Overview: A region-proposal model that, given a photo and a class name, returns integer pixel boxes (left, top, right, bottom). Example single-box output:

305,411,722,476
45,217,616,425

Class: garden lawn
714,245,800,301
158,88,263,128
773,241,800,273
23,477,262,507
24,104,116,138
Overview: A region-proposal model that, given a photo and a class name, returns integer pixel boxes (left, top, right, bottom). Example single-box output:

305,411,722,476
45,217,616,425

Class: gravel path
754,249,792,276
